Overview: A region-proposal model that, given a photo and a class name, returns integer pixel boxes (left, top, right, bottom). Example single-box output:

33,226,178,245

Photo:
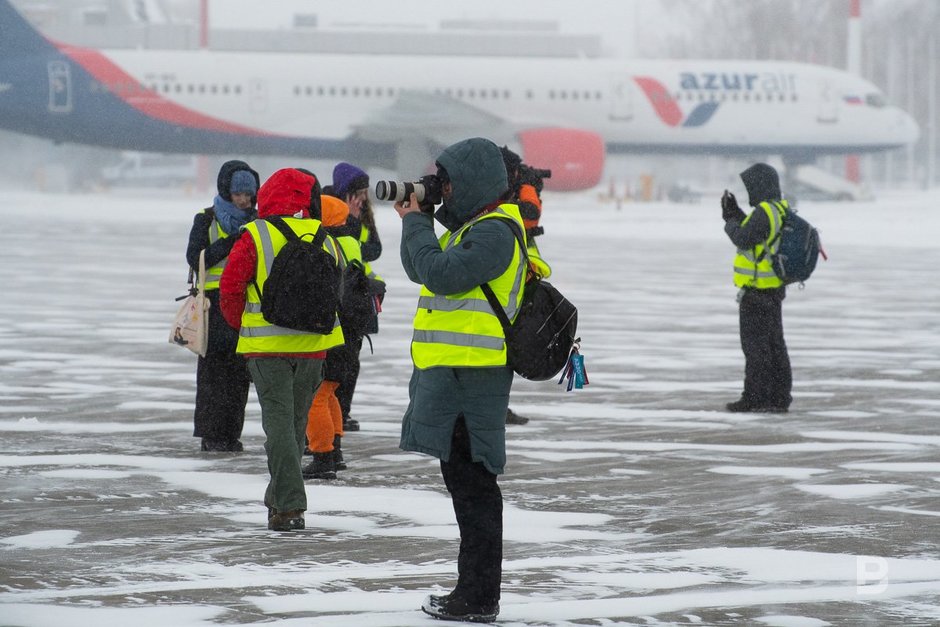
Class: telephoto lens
375,180,426,203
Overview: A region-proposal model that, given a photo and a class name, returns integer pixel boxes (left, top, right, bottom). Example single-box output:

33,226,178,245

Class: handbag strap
196,249,207,293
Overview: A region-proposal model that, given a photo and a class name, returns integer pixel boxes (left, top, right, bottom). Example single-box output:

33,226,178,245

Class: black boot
333,434,347,471
421,592,499,623
302,452,336,480
505,408,529,425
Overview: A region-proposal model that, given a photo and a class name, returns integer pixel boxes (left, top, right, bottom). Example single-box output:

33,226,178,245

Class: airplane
0,0,919,191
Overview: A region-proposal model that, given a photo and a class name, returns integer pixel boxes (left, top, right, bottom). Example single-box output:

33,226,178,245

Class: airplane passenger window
572,91,579,100
791,94,797,102
175,84,182,93
234,86,242,95
778,93,785,102
305,86,313,96
376,87,383,96
198,85,205,94
340,87,347,96
526,89,533,99
211,85,218,94
353,87,360,96
223,85,230,94
329,87,336,96
364,87,371,96
293,86,300,96
492,89,500,98
469,89,476,98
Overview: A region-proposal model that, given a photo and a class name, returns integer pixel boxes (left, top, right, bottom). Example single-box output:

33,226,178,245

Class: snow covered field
1,185,939,626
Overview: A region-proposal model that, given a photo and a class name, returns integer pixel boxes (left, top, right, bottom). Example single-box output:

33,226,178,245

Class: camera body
374,174,443,207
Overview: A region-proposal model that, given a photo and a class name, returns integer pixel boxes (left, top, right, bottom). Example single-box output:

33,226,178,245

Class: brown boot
268,509,304,531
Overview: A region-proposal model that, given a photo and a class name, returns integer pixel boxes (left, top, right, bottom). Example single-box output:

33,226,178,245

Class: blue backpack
769,206,822,285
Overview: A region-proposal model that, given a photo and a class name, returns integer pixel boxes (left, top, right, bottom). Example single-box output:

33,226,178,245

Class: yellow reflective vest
235,217,345,354
411,204,527,369
202,210,228,291
733,200,787,289
358,224,384,284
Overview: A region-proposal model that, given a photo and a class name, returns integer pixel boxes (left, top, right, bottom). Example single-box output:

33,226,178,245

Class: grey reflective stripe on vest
734,264,777,278
240,316,341,337
255,224,277,276
412,329,505,351
416,295,496,314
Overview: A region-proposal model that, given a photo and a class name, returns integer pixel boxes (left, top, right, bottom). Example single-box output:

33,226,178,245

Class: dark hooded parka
398,138,515,474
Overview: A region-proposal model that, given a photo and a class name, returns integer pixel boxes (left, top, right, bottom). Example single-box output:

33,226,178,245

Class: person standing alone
185,160,259,452
722,162,792,413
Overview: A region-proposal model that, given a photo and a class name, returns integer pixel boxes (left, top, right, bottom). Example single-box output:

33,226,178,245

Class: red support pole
199,0,209,49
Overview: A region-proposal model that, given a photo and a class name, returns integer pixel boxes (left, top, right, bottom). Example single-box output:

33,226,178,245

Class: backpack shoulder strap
267,215,327,248
479,216,528,335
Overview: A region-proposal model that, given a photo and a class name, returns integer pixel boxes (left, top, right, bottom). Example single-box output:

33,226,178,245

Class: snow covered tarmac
1,187,939,626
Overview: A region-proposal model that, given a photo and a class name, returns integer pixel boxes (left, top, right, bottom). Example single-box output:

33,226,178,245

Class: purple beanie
332,162,369,199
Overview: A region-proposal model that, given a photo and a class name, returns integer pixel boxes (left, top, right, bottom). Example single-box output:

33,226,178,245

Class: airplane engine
516,128,605,191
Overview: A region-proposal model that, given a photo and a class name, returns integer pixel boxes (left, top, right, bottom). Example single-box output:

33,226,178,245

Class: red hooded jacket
219,168,327,358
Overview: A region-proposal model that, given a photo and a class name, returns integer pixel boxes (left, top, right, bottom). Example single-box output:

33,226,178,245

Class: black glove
721,190,744,222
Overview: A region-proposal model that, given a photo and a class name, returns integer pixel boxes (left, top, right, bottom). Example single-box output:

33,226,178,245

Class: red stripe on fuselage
633,76,683,127
58,44,270,136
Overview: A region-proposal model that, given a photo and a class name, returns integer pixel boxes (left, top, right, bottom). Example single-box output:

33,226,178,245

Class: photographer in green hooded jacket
394,137,523,624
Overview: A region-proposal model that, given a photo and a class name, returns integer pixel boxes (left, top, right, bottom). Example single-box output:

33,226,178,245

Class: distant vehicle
0,0,919,191
100,152,197,187
787,164,874,201
666,182,704,203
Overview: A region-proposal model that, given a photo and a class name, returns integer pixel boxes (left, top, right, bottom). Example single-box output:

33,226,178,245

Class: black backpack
336,249,378,336
480,221,578,381
256,216,342,334
767,204,822,285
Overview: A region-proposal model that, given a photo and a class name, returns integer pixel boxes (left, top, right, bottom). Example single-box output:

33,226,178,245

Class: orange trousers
305,380,343,453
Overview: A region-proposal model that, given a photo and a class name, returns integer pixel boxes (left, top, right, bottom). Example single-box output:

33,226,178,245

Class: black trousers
440,417,502,605
739,287,792,408
324,333,363,418
193,350,251,441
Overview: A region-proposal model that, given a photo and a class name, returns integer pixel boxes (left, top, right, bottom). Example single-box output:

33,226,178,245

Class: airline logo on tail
633,77,719,128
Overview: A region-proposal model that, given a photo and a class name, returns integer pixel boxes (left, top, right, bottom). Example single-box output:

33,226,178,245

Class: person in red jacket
220,168,343,532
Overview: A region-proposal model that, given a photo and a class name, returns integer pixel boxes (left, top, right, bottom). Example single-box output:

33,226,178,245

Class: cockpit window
866,93,886,108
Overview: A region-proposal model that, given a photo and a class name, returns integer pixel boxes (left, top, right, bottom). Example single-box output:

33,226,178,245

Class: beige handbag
169,249,210,357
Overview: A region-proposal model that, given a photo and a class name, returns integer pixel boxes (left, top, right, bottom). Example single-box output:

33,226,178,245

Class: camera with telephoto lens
517,164,551,193
374,174,443,207
524,166,552,180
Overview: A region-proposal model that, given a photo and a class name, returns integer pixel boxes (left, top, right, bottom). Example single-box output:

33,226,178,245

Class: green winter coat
399,138,514,475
